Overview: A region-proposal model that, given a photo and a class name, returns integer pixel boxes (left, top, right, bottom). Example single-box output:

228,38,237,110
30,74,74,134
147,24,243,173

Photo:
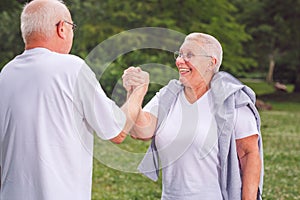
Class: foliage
231,0,300,88
0,4,23,68
67,0,255,99
0,0,299,92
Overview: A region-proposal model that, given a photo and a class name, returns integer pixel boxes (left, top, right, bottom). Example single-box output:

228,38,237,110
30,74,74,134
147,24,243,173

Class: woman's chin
179,77,191,87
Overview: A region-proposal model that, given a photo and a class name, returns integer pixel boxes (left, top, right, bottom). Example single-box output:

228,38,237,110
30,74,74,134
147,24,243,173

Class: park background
0,0,299,199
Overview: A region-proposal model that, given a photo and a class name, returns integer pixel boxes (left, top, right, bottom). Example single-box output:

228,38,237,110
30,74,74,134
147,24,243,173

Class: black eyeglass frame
56,20,77,31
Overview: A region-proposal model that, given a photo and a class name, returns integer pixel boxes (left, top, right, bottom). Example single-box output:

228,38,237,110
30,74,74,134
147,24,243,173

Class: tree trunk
293,67,300,93
266,54,275,83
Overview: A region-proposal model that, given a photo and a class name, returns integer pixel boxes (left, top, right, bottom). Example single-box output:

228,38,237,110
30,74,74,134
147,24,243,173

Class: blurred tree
64,0,253,100
231,0,300,92
0,0,253,72
0,0,23,12
0,1,23,68
165,0,256,75
3,0,285,95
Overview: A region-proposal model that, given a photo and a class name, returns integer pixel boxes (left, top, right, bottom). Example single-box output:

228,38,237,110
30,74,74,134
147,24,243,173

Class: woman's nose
176,56,186,66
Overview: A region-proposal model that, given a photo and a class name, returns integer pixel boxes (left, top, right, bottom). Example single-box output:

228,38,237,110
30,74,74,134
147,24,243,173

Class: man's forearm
121,88,145,135
121,67,151,139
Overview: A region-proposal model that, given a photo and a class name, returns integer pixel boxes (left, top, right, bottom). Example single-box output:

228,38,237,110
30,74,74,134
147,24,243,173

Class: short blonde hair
21,0,69,44
185,33,223,72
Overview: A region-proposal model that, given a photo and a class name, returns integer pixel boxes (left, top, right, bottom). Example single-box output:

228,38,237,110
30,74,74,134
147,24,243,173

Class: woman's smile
179,67,191,75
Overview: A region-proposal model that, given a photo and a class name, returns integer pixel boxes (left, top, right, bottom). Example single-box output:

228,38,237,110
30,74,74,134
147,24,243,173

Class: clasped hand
122,66,149,97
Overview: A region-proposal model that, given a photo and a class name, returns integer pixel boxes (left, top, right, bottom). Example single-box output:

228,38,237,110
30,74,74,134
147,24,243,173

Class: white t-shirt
144,89,258,200
0,48,126,200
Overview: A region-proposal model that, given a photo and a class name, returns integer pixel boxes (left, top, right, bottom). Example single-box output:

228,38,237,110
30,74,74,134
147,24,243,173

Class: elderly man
0,0,147,199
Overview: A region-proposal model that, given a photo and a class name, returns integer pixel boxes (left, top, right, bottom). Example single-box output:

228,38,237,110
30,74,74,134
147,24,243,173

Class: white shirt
144,89,258,200
0,48,126,200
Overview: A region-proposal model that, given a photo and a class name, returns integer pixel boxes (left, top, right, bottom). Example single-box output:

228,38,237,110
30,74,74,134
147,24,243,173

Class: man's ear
56,21,67,39
212,57,217,65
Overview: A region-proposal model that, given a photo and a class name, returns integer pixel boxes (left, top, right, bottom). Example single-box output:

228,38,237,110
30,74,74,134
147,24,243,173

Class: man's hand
122,66,149,98
119,66,150,136
120,66,155,140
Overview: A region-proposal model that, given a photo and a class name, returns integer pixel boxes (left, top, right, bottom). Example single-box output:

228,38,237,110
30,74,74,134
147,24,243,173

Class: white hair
185,33,223,72
21,0,69,44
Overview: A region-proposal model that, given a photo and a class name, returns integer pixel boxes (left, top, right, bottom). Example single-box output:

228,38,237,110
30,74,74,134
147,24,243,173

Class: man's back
0,48,95,200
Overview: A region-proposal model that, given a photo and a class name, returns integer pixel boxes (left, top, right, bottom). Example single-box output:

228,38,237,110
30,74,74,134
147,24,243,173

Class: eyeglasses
174,51,211,62
56,20,77,31
64,20,77,31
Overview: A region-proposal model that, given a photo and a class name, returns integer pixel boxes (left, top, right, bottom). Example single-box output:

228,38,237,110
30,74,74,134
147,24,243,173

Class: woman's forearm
240,150,261,200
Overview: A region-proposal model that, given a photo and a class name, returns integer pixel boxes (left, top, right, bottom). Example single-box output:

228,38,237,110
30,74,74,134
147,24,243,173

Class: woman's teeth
179,68,190,73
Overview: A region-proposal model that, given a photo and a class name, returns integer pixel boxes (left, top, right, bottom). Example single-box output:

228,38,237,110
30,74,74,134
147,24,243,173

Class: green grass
92,138,162,200
260,108,300,200
241,78,295,95
91,80,300,200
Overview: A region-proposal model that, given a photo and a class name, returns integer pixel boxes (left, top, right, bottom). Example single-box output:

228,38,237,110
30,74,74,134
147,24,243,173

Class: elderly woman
123,33,263,200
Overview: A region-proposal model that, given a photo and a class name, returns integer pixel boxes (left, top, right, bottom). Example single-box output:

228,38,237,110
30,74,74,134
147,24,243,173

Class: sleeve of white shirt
143,92,159,117
74,63,126,140
234,106,259,140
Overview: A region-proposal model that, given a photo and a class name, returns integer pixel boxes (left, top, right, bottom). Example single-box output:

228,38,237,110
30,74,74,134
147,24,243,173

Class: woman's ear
208,57,217,71
56,21,67,39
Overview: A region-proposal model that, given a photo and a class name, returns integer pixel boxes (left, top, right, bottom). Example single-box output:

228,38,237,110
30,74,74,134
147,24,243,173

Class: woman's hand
122,66,149,98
